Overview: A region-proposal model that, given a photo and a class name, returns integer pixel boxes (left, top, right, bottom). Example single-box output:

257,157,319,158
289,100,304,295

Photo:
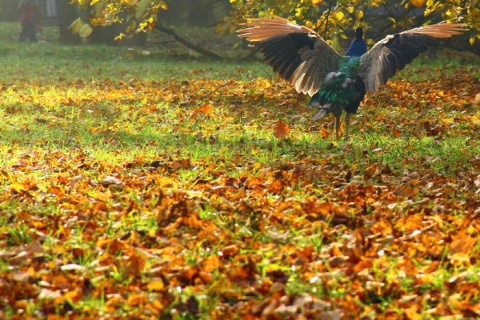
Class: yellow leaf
356,10,364,20
405,305,422,320
64,290,82,303
11,182,27,194
312,0,322,4
450,252,470,264
69,18,93,38
331,33,341,52
252,162,262,169
152,299,164,311
147,279,165,291
79,24,93,38
335,11,345,21
69,17,83,33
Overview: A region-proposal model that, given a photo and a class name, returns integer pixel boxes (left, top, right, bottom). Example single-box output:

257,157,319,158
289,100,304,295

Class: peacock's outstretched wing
238,17,342,96
359,22,468,93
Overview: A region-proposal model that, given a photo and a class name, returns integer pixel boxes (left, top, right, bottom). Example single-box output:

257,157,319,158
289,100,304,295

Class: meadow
1,23,480,319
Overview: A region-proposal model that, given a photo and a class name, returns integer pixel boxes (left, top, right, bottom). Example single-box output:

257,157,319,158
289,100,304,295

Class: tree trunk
56,0,81,44
0,0,19,22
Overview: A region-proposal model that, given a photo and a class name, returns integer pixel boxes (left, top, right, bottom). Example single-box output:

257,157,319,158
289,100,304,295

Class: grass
0,22,480,319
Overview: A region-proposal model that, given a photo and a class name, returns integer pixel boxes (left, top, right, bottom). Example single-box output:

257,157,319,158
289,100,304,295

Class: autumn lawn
1,38,480,319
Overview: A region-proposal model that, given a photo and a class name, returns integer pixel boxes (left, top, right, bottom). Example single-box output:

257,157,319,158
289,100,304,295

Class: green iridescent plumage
338,56,361,78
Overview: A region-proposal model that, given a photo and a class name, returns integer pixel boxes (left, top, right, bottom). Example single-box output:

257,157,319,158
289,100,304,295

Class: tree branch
153,23,223,60
323,0,335,38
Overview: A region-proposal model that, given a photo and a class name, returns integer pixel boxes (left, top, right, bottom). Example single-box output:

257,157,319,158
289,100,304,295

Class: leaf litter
0,57,479,319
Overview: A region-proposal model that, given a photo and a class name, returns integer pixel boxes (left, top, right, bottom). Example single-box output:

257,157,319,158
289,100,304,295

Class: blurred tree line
0,0,478,57
0,0,231,45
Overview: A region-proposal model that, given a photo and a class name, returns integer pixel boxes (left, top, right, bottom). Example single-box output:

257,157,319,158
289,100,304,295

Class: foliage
0,32,480,318
224,0,480,45
71,0,168,39
67,0,479,57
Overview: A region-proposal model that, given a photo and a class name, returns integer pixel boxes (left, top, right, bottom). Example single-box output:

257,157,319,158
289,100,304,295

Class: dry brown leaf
273,119,290,139
125,252,146,277
394,184,416,197
450,236,477,254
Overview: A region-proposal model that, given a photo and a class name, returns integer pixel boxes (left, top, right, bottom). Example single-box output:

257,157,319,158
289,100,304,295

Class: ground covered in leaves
0,37,480,319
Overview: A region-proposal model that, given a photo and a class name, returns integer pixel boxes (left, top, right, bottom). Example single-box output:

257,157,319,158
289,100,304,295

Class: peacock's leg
345,113,352,140
334,114,341,140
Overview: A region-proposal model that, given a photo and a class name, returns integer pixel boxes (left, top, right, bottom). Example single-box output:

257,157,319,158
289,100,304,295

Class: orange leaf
267,179,284,193
474,93,480,107
127,293,147,307
319,127,330,138
273,119,290,139
125,252,146,277
405,305,422,320
450,236,476,254
409,0,426,8
64,290,82,303
54,290,82,305
393,184,415,197
147,279,165,291
190,104,213,119
202,255,221,273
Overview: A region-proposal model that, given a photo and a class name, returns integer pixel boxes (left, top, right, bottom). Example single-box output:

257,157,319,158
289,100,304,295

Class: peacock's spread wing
238,16,342,96
359,22,468,93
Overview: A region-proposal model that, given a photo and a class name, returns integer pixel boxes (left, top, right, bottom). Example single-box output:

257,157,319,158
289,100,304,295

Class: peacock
238,17,468,139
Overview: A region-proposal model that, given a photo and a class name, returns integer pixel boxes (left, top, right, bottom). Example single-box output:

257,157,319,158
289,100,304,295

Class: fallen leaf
273,119,290,139
146,279,165,291
394,184,415,197
450,236,476,254
474,93,480,107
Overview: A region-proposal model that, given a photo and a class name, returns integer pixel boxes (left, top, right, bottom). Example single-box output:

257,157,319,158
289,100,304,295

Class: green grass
1,22,480,319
